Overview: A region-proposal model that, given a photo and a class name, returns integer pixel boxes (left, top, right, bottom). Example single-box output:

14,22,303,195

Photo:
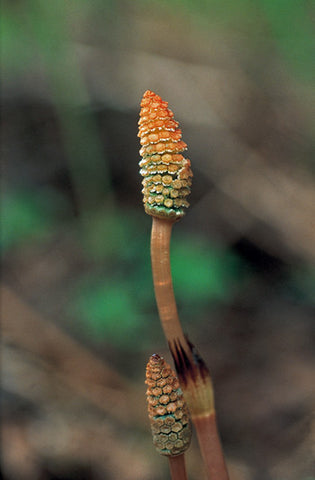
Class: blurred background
1,1,315,479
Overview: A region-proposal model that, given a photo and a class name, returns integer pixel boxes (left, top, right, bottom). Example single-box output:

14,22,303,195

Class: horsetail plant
146,354,191,480
139,90,229,479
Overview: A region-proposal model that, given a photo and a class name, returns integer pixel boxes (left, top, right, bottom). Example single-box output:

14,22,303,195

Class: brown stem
168,454,188,480
150,216,189,349
150,216,230,480
194,414,229,480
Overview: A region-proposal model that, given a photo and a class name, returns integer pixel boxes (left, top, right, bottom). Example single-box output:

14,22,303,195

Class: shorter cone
145,354,192,456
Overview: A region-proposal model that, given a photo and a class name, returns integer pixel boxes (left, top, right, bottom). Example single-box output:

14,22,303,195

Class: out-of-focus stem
194,414,229,480
168,454,188,480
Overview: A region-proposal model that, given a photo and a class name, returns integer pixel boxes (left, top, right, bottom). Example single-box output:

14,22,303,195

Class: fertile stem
150,216,189,349
168,454,188,480
139,90,229,480
151,216,229,479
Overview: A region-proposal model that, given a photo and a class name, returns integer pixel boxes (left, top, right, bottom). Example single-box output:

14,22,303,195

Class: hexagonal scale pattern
138,90,193,220
145,354,192,456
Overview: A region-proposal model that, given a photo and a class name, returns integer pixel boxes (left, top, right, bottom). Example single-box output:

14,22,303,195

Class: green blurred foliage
2,0,111,215
259,0,314,80
68,277,149,347
1,188,69,251
171,232,244,306
68,216,247,347
140,0,314,82
2,0,314,351
2,0,314,83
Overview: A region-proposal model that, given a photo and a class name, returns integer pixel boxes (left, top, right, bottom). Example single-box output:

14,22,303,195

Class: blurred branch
2,0,314,261
77,45,315,261
1,284,145,426
26,0,113,215
2,343,152,480
219,156,315,261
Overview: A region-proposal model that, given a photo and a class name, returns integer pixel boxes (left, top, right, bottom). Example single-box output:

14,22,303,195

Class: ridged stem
168,454,188,480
